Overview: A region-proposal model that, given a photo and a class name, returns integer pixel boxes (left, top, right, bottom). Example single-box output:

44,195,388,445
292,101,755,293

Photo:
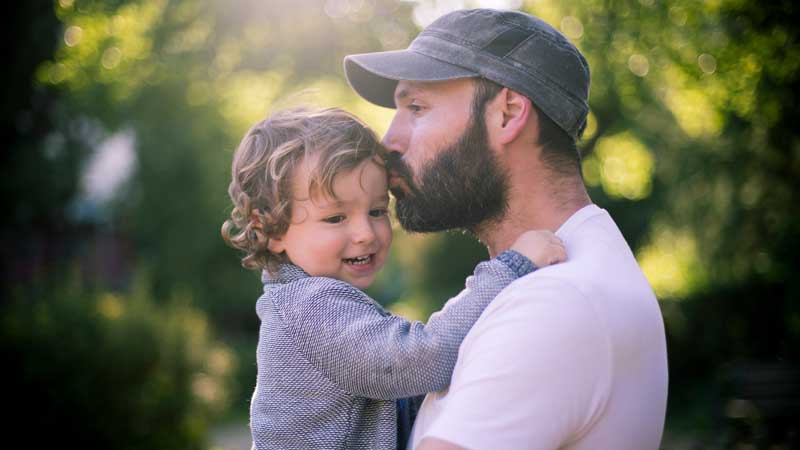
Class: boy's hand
510,230,566,268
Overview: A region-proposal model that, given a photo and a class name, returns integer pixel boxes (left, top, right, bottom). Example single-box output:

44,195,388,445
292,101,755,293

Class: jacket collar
261,263,309,287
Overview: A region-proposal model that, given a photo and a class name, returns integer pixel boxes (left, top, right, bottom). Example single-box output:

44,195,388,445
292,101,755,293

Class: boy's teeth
345,255,372,265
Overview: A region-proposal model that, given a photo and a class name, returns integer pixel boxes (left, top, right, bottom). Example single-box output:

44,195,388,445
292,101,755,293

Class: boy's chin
342,257,384,290
348,275,376,290
347,267,383,290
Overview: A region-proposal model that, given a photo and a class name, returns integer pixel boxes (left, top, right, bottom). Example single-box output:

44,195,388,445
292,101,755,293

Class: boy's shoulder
269,274,383,312
279,274,364,297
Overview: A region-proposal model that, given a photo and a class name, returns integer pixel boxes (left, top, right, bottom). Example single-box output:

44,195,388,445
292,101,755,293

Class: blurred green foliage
2,270,234,449
3,0,799,448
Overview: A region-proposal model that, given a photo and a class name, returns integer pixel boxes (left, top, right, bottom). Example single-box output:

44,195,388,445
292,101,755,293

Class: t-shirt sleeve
419,278,613,450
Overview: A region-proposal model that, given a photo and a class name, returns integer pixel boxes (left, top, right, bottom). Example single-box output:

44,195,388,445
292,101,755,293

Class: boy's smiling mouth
343,254,374,265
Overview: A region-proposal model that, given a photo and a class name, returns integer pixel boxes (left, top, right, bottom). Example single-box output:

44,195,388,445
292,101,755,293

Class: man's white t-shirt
409,204,669,450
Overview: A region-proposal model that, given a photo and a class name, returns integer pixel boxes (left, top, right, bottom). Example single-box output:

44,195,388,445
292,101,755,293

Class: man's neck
476,173,592,258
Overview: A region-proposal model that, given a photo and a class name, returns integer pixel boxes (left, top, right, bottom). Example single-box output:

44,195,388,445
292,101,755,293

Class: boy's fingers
551,247,567,264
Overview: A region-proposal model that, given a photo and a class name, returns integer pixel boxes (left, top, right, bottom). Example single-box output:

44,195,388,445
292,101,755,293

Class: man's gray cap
344,9,591,138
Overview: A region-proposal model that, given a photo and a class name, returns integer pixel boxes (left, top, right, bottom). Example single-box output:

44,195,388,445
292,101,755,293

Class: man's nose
381,114,407,155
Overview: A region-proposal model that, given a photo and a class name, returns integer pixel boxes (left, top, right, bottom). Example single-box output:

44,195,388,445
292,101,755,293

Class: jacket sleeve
273,250,537,399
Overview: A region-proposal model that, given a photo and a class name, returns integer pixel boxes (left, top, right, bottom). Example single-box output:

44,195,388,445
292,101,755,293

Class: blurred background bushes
2,270,234,449
3,0,798,448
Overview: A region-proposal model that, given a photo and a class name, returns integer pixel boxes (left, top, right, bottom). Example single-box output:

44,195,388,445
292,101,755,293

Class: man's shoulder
477,273,596,333
458,272,613,372
501,268,589,304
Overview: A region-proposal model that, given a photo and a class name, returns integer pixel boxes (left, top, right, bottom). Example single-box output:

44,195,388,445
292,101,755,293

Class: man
344,8,668,450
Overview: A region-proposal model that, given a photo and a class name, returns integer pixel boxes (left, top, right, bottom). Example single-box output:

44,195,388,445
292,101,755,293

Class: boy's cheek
383,223,394,249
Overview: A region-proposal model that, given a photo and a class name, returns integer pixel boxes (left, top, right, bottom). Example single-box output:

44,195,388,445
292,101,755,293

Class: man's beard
388,113,509,233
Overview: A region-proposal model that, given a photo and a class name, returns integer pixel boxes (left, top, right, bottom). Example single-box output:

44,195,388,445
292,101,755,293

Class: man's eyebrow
394,87,410,102
394,85,420,102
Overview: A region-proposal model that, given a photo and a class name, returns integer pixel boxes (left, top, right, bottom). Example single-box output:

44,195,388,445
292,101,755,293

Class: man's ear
497,88,532,145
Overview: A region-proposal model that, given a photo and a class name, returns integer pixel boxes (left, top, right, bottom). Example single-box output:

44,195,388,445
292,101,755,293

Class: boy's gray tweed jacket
251,250,535,450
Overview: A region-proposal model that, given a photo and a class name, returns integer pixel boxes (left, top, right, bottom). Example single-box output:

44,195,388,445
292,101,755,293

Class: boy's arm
274,250,537,400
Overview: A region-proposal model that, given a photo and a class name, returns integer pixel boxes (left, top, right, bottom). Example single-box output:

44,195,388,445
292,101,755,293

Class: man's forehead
394,81,425,101
393,79,474,101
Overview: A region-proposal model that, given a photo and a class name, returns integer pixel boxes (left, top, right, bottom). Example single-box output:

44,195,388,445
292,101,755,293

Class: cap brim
344,50,478,108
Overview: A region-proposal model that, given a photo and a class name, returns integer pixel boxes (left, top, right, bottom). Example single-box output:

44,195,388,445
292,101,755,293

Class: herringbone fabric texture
250,250,534,449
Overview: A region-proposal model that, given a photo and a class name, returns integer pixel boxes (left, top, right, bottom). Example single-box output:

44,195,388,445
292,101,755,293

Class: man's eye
369,208,388,217
408,103,422,113
323,215,345,224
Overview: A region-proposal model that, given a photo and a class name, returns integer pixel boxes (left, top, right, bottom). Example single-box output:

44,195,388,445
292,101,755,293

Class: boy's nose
350,218,377,245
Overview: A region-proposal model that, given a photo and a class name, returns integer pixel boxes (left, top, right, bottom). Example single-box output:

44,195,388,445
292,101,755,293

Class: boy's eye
322,215,345,224
369,208,388,218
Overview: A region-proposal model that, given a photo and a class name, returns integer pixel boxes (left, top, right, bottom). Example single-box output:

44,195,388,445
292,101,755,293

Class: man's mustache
383,151,416,199
384,151,412,180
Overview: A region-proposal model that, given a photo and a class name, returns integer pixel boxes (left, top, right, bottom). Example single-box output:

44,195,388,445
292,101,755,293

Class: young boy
222,107,565,449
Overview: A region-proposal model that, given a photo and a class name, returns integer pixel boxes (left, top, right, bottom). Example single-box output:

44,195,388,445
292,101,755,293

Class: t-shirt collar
556,203,604,240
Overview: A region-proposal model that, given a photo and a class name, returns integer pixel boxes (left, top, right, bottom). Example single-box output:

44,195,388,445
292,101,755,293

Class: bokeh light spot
98,293,124,320
698,53,717,74
49,63,68,84
637,227,704,299
64,25,83,47
561,16,584,40
628,54,650,77
589,131,654,200
664,87,723,137
102,47,122,69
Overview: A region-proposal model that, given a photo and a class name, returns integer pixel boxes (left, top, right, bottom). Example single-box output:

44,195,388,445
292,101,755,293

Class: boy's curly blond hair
221,107,385,273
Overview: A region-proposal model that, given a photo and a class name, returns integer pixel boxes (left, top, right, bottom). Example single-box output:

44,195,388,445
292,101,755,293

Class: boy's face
268,157,393,290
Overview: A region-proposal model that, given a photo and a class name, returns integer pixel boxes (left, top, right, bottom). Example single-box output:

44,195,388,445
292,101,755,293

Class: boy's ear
250,208,283,253
266,235,284,254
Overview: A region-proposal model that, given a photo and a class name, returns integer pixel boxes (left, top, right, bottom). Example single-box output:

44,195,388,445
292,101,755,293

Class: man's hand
510,230,566,268
416,437,468,450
